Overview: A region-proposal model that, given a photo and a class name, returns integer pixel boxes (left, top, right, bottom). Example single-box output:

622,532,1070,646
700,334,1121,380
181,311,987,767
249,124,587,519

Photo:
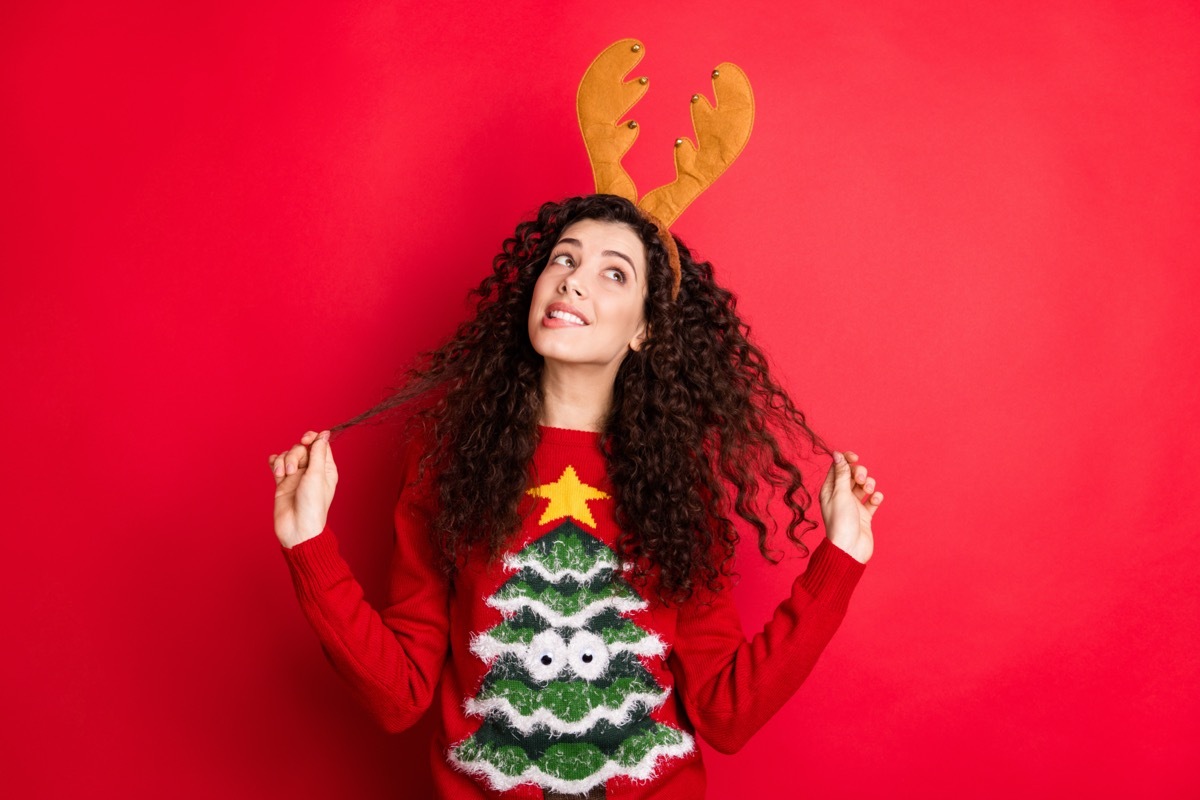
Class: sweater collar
536,424,602,447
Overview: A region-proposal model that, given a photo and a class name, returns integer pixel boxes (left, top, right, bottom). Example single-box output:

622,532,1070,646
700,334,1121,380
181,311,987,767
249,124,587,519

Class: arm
666,537,865,754
278,439,450,734
667,449,881,753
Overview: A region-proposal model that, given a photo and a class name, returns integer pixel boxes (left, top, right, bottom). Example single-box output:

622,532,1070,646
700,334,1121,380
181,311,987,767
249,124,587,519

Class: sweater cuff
799,538,866,615
279,525,352,595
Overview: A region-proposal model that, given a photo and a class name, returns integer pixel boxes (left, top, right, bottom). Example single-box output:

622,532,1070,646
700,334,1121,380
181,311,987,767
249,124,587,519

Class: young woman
269,194,883,799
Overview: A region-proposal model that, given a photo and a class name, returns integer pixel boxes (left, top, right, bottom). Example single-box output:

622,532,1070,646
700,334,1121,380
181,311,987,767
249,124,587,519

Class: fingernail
834,451,845,464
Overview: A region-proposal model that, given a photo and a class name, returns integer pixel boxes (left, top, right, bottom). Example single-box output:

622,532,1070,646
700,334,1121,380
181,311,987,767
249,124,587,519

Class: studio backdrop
2,1,1197,797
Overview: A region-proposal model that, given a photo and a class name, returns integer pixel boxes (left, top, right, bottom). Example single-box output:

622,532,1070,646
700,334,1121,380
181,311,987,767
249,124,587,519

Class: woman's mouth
544,303,589,327
547,309,586,326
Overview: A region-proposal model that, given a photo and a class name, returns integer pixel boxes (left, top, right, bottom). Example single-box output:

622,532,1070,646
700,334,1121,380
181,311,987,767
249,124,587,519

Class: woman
269,194,883,798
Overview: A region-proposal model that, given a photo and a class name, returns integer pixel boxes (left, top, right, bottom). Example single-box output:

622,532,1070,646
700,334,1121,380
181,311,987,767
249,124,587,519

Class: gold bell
627,120,638,129
712,69,720,78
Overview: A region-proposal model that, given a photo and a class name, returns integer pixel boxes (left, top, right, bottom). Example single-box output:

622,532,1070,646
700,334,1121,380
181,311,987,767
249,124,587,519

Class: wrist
827,533,871,564
278,522,325,550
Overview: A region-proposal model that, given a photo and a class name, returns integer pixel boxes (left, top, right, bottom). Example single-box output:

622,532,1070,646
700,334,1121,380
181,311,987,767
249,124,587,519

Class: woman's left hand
819,450,884,564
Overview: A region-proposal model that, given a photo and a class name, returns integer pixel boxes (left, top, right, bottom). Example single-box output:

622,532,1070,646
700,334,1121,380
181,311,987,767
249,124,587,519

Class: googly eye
567,630,610,680
524,630,568,682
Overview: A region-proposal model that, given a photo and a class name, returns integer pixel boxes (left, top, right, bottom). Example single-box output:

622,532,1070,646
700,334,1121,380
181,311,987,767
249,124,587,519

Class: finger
853,465,868,486
844,451,859,463
301,430,319,445
855,487,883,519
285,442,310,475
851,476,877,502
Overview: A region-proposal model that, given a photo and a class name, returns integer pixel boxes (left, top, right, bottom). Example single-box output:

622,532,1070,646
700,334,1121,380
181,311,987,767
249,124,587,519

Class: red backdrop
3,1,1197,797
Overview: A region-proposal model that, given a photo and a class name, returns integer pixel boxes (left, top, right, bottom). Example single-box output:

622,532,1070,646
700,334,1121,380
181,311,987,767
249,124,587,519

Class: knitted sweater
281,425,865,798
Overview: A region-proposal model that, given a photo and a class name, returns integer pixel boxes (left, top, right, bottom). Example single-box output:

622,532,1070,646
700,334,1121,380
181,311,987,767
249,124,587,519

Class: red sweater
281,425,865,798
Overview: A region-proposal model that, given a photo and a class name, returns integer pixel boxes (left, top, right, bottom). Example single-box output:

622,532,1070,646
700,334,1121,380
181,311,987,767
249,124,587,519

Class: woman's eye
551,253,575,267
604,268,626,284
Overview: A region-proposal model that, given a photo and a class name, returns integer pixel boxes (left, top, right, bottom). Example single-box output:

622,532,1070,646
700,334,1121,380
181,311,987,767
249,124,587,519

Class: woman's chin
531,337,585,364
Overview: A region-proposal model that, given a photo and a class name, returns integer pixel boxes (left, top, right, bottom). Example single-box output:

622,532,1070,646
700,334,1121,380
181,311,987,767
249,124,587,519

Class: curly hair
332,194,831,606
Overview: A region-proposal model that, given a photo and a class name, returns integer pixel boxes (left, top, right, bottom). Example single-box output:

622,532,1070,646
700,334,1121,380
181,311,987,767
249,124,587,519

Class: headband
576,38,755,298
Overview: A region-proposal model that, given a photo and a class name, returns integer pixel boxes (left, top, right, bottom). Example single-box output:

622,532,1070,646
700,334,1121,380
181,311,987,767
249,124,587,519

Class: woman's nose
560,272,586,297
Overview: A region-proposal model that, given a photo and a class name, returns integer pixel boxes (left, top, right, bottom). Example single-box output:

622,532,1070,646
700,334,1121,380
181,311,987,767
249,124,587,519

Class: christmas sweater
281,425,865,798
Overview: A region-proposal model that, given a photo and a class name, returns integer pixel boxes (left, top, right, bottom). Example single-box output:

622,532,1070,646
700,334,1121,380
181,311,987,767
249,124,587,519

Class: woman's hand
269,430,338,549
819,450,884,564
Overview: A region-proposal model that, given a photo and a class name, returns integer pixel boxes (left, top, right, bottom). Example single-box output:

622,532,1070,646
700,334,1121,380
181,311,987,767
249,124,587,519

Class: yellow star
526,465,611,529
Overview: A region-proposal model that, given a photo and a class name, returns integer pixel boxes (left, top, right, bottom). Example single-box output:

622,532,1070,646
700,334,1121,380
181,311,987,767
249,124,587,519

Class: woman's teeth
549,310,586,325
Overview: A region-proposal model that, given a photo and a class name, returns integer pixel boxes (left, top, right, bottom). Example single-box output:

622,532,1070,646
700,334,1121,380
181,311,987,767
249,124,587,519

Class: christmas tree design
448,466,694,795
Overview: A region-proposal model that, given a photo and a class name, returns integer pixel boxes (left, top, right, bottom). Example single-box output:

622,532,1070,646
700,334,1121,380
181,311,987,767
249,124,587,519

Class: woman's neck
539,361,615,432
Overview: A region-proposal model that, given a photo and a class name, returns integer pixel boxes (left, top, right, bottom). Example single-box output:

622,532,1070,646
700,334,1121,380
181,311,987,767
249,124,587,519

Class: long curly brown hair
333,194,831,606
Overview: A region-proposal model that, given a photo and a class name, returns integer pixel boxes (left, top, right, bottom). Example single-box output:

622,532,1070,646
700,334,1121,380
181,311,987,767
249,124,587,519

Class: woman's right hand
269,430,338,549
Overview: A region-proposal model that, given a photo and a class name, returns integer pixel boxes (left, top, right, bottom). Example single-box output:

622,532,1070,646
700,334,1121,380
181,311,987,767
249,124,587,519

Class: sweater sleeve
666,537,865,754
279,450,450,734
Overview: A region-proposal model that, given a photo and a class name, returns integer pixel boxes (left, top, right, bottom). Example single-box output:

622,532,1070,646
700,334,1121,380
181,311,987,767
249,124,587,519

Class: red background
3,1,1198,797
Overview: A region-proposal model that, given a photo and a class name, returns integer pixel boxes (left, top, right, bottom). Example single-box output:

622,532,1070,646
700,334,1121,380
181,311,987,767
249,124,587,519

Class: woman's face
527,218,649,373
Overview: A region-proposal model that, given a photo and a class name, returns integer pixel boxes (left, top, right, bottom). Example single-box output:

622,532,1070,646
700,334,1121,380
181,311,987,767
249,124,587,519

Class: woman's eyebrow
556,237,639,279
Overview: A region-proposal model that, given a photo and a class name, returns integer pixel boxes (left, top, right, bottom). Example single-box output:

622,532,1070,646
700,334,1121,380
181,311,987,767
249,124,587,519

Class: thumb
313,432,338,483
323,436,338,479
831,450,852,493
308,435,327,474
819,450,837,503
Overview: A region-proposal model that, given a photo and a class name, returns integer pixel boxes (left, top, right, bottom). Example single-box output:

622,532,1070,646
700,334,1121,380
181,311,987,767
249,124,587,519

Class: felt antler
576,38,648,203
576,40,755,228
638,62,754,227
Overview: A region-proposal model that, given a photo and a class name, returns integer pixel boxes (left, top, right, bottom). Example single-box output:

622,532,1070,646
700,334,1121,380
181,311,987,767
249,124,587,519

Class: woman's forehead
557,219,646,257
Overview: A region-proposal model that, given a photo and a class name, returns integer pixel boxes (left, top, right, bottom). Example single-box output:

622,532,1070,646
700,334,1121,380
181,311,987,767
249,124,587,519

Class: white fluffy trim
486,594,645,628
447,729,695,795
463,686,671,735
502,551,617,584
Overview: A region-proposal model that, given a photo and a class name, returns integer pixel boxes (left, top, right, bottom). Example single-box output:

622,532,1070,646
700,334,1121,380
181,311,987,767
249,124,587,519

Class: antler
576,38,649,202
638,62,755,228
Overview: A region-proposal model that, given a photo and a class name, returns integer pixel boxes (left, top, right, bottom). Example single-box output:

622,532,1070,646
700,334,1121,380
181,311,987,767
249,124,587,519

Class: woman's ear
629,322,650,352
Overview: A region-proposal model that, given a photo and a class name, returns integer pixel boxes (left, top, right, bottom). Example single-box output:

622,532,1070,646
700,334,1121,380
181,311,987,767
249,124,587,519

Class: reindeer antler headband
576,38,755,298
